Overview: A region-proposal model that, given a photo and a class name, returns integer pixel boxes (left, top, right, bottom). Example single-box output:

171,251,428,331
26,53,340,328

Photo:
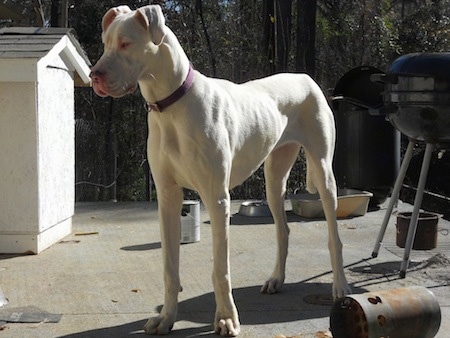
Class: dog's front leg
144,185,183,335
204,192,240,337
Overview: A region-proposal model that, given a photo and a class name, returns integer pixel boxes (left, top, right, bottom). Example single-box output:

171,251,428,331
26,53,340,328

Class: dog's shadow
58,282,367,337
174,281,368,324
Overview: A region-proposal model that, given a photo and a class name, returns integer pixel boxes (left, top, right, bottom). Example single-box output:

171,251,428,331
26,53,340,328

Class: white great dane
90,4,351,336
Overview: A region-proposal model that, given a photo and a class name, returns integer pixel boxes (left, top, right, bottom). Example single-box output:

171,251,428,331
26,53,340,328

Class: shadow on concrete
175,282,368,324
121,242,162,251
58,280,368,338
58,318,213,337
229,210,311,225
0,253,32,261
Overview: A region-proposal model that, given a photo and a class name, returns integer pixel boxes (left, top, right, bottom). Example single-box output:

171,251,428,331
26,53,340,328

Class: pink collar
146,64,195,112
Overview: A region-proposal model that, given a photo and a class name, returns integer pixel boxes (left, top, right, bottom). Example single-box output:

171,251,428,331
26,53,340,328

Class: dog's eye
119,41,131,50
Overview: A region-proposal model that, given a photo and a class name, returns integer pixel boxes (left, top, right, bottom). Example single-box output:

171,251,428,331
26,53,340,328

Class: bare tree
296,0,316,77
263,0,292,73
33,0,45,26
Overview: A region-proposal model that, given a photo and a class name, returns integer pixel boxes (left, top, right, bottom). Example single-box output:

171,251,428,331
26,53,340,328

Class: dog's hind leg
261,142,301,294
144,184,183,335
304,149,351,298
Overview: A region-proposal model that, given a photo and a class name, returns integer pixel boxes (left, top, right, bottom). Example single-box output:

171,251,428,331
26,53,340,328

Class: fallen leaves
74,231,99,236
111,288,142,303
58,240,81,244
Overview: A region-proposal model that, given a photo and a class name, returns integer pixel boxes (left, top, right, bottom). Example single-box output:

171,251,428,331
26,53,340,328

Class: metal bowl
238,200,272,217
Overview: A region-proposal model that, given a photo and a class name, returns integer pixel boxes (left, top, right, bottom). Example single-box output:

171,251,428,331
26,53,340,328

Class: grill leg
400,142,434,278
372,140,415,258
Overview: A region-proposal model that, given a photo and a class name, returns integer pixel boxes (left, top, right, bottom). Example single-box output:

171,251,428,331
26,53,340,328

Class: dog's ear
135,5,166,45
102,5,132,32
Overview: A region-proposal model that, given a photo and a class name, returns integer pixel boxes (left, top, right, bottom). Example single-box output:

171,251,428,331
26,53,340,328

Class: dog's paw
214,317,240,337
332,278,352,299
143,315,175,335
260,277,284,294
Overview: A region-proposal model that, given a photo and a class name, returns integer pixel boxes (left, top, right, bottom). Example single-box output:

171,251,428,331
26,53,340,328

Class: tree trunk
196,0,217,77
296,0,317,77
50,0,60,27
33,0,45,27
263,0,292,74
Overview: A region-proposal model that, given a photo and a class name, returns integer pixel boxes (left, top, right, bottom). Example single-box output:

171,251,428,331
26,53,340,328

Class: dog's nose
89,69,103,82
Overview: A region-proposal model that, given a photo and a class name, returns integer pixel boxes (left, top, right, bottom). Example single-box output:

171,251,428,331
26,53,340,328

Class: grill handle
368,73,399,116
332,95,392,116
332,95,387,114
369,104,397,116
370,73,398,85
332,95,375,109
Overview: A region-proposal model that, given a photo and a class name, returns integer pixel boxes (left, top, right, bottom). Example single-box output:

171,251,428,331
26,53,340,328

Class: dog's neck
145,64,194,112
138,29,192,110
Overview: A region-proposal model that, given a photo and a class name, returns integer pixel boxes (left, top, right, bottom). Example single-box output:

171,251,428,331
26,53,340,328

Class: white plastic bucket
180,200,200,243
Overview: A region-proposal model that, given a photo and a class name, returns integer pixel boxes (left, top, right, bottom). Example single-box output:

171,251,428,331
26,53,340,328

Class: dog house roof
0,27,91,85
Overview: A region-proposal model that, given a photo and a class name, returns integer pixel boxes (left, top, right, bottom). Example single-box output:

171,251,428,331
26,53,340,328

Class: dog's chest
147,116,208,188
147,91,288,191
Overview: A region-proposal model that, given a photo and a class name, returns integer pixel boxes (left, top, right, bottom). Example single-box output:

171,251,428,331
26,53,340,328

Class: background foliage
2,0,450,203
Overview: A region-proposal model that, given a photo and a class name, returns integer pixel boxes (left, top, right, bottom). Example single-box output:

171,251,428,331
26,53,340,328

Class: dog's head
90,5,166,98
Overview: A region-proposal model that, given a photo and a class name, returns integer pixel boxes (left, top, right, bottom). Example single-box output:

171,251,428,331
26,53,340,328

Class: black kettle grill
371,52,450,277
372,52,450,142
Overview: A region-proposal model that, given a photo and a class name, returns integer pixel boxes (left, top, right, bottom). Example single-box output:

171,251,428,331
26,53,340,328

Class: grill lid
389,52,450,79
333,66,384,108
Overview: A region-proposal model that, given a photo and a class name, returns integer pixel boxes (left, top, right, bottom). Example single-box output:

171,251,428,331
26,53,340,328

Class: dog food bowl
238,200,272,217
290,189,373,219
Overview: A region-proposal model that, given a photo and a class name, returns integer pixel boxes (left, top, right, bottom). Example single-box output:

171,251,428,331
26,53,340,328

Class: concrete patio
0,199,449,337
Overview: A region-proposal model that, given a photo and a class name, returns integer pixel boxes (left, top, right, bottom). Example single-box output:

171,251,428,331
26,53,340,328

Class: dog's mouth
92,82,137,98
93,85,109,97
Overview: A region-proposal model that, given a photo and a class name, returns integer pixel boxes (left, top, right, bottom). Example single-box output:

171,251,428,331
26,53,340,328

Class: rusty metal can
330,286,441,338
396,211,440,250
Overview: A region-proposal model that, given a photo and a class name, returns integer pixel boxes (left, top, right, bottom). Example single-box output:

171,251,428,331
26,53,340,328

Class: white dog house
0,27,91,254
